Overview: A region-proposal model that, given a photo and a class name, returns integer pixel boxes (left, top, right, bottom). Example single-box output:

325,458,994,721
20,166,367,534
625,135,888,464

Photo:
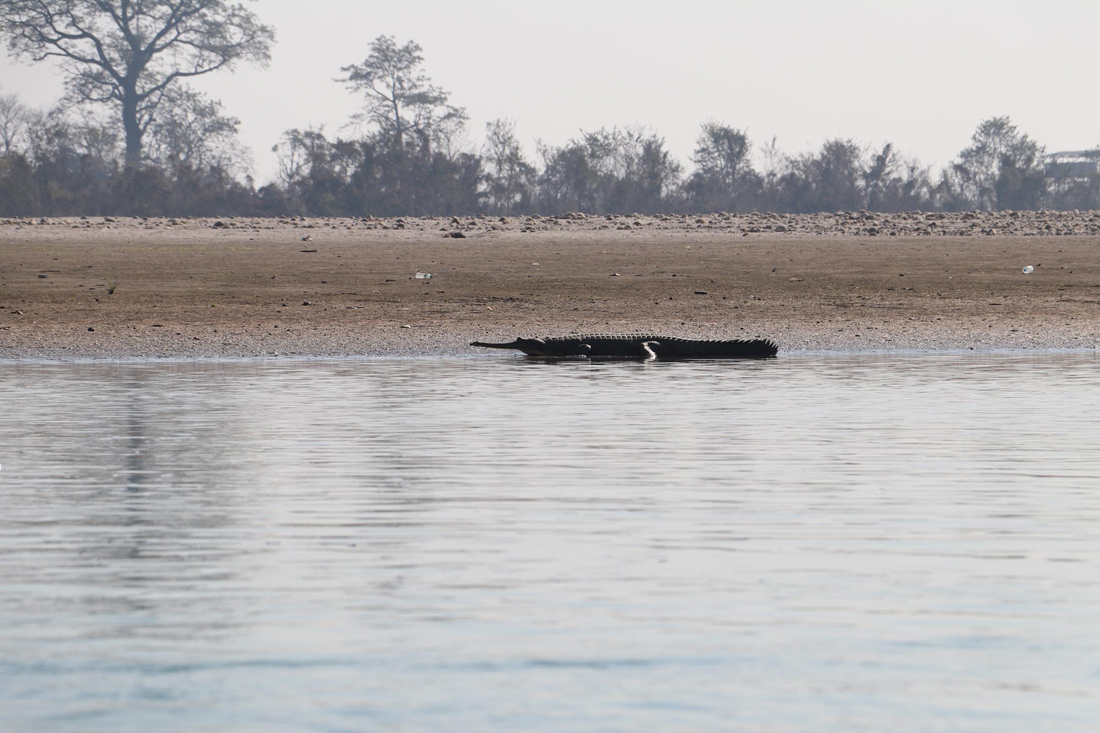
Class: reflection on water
1,354,1099,732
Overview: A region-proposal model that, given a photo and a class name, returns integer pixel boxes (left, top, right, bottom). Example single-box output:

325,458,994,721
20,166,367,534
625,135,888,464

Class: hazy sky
2,0,1098,182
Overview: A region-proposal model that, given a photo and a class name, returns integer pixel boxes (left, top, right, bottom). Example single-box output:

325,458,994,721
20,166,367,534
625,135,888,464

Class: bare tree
337,35,466,155
759,135,786,191
0,0,274,164
0,87,32,154
481,118,534,214
144,85,249,174
272,126,331,189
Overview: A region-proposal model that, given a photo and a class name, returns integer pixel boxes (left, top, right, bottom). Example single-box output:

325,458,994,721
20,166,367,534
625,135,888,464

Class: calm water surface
1,354,1099,731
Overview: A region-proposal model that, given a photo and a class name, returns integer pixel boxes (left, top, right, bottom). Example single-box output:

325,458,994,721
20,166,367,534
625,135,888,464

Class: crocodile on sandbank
471,335,778,361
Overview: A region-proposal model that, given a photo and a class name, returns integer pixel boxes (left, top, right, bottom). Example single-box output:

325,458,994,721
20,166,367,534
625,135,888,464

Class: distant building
1045,150,1100,179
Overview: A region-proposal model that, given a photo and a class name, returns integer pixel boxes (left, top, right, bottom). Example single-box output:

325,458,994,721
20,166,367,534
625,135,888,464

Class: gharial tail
470,340,522,350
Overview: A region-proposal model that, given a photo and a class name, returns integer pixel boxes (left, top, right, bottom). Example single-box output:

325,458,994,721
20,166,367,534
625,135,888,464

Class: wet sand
2,212,1099,359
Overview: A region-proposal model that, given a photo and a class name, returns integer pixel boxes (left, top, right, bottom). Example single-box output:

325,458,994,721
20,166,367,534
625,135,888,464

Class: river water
1,353,1098,732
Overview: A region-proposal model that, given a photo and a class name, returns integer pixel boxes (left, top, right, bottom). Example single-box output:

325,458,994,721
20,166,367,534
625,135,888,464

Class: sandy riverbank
2,212,1099,359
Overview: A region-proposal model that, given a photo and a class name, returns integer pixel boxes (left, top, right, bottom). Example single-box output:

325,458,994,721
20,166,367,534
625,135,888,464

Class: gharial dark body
471,335,778,360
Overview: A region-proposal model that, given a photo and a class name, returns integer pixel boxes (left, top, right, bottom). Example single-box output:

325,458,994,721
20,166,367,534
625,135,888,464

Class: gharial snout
470,340,521,349
471,338,549,355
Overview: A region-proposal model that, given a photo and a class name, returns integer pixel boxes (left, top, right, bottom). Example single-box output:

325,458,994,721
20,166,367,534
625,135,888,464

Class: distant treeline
1,31,1098,218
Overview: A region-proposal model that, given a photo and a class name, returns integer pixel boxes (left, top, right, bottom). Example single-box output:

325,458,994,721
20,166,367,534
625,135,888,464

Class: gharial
470,334,778,361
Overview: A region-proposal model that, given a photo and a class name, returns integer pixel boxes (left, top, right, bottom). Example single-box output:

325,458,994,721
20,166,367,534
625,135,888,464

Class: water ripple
1,353,1099,731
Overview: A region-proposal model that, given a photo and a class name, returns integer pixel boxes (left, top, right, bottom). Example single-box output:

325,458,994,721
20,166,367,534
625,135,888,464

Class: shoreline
2,347,1099,367
3,214,1099,360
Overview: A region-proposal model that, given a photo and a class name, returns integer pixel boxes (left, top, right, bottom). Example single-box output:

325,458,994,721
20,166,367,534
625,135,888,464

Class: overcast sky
2,0,1098,182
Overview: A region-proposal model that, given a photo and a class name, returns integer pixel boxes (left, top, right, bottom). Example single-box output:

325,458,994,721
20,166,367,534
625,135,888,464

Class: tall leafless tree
0,0,274,164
